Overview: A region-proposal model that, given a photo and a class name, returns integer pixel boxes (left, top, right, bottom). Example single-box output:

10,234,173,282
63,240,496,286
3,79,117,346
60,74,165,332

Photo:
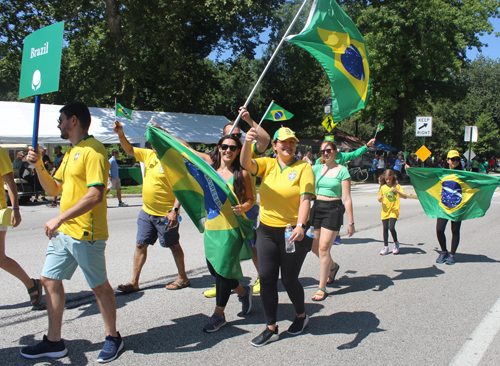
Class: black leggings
206,259,240,308
436,218,462,255
256,223,311,325
382,218,398,246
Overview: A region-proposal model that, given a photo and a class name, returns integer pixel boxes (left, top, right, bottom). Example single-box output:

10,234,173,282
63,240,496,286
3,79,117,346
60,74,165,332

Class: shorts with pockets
312,200,345,232
136,209,180,248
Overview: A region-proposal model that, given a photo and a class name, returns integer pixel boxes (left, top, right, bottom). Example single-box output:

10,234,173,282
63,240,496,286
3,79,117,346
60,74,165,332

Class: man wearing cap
48,145,65,208
107,149,127,207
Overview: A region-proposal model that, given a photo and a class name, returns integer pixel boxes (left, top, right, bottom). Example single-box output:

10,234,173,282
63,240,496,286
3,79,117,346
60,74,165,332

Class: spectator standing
107,149,127,207
48,145,64,207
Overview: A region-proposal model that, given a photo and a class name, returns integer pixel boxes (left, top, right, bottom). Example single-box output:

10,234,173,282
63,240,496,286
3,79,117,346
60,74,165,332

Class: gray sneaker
203,313,227,333
436,251,449,263
445,254,456,265
238,285,253,315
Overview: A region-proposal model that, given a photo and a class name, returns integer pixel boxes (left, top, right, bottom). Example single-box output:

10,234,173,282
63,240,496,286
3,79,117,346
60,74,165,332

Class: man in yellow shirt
113,120,190,293
22,102,123,363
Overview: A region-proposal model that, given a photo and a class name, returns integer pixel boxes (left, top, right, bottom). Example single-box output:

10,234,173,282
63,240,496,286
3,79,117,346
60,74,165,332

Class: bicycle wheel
348,169,356,180
356,169,369,182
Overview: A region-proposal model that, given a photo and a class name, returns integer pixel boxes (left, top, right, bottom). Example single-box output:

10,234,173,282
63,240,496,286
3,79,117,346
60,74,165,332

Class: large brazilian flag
286,0,371,122
407,168,500,221
146,127,253,280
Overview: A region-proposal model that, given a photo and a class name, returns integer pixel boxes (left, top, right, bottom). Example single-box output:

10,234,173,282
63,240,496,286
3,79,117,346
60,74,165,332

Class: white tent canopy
0,101,231,146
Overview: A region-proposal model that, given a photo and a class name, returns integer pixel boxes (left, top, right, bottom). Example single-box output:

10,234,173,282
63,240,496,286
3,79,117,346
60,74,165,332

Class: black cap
54,144,62,149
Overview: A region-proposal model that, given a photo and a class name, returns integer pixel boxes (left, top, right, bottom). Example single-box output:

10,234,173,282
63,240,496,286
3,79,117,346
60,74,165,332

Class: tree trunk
105,0,122,45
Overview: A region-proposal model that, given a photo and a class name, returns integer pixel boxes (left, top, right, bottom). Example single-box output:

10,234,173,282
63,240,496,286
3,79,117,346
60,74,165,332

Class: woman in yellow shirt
241,127,315,347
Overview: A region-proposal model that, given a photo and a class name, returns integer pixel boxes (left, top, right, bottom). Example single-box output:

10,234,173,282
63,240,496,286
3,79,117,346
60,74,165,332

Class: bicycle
348,166,369,182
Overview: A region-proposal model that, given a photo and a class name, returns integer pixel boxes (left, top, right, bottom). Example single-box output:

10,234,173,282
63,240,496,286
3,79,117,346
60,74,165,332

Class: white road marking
450,296,500,366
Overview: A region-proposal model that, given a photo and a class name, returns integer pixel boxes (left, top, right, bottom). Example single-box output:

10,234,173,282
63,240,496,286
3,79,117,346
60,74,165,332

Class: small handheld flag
374,124,384,139
264,102,294,121
116,102,133,120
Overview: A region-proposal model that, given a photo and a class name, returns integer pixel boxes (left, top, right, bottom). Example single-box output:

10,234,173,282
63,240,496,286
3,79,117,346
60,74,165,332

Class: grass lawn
108,185,143,197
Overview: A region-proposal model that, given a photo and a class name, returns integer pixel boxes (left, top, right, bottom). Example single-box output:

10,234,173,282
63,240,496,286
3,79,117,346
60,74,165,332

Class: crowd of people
0,102,497,360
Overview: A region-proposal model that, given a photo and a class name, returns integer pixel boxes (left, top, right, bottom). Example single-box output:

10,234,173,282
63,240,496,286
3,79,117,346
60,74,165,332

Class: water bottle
158,215,182,232
50,231,65,252
306,226,315,238
285,223,295,253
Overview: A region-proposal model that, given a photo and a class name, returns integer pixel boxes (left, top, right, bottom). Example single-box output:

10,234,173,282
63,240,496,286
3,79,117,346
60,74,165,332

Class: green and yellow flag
407,167,500,221
116,102,133,120
286,0,371,122
376,124,384,132
264,102,294,121
145,127,253,280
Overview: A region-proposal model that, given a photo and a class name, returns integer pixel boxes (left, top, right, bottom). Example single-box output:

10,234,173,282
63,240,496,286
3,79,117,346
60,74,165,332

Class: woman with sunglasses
436,150,464,265
310,138,354,301
241,127,315,347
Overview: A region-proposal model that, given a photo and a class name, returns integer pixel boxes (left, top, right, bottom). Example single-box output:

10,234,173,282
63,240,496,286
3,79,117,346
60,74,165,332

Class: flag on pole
145,126,253,280
286,0,371,122
263,102,294,121
116,103,133,120
407,167,500,221
376,124,384,132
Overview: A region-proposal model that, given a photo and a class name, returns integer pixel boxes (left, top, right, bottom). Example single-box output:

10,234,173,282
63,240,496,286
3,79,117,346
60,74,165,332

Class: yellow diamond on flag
322,115,337,132
415,145,431,162
425,173,479,214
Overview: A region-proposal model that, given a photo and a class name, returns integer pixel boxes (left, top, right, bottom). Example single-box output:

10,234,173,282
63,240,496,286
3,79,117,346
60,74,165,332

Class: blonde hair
379,169,395,187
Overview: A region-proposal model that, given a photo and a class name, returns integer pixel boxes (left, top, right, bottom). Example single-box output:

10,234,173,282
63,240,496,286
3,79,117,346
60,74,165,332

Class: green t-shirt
313,165,351,198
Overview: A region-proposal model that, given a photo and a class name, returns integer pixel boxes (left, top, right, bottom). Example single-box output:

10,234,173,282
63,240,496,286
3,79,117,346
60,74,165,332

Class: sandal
312,287,328,301
117,283,140,293
166,279,191,290
28,278,43,306
327,263,340,284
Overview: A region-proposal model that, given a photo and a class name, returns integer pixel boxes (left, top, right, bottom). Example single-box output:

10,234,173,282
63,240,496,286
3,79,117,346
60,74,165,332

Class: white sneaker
392,242,400,254
380,247,389,255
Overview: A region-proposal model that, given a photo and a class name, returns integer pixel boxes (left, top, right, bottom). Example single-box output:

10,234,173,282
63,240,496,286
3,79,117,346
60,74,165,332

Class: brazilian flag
407,168,500,221
115,103,133,120
264,102,294,121
145,126,253,280
286,0,371,122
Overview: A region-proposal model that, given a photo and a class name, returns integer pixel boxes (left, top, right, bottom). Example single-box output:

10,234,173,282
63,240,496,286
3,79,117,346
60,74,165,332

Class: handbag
0,208,13,226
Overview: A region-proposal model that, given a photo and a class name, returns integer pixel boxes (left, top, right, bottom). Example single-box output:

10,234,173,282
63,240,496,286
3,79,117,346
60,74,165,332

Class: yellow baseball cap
273,127,299,142
447,150,460,159
323,135,335,142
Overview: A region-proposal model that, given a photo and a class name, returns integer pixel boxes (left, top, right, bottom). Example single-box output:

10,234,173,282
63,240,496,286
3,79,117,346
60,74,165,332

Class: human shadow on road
328,273,394,294
336,237,380,245
391,265,445,281
306,311,384,349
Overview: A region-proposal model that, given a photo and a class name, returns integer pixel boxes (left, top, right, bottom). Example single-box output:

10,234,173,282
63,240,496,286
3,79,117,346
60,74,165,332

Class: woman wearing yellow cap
241,127,315,347
436,150,463,265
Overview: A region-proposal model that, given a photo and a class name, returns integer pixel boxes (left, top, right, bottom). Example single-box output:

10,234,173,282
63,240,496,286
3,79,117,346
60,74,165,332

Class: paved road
1,182,500,365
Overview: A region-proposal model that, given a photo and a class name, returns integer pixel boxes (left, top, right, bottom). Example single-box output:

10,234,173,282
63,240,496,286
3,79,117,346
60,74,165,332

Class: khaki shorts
107,178,121,190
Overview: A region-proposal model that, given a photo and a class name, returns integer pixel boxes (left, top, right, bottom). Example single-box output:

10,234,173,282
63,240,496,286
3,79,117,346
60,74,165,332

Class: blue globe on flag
341,44,365,81
441,181,462,208
273,111,284,120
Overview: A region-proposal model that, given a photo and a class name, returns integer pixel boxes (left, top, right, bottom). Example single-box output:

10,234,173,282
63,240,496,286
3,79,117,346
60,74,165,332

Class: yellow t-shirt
0,147,13,209
379,184,405,220
254,157,315,227
134,148,176,216
54,136,110,240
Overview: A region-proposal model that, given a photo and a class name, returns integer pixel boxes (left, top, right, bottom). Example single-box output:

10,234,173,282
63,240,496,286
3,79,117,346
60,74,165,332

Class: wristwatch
173,207,179,213
296,223,305,228
349,223,355,226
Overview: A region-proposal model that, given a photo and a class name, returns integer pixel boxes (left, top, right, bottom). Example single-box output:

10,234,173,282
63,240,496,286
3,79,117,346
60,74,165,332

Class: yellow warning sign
415,145,432,162
322,115,337,132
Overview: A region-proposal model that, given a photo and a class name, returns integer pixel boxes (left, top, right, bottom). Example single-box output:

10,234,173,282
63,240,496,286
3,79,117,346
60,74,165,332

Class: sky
466,17,500,60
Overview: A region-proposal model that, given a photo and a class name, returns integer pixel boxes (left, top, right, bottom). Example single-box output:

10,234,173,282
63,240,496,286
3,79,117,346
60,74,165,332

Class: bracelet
12,207,20,210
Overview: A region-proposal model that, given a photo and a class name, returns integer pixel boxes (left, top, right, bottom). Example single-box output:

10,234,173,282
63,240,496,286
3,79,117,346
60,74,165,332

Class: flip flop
166,279,191,290
28,278,43,306
327,263,340,284
117,283,139,293
312,287,328,302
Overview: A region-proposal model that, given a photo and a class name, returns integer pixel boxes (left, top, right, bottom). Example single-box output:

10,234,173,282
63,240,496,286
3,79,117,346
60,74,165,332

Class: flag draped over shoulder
116,103,133,120
407,167,500,221
264,102,294,121
145,127,253,280
286,0,371,122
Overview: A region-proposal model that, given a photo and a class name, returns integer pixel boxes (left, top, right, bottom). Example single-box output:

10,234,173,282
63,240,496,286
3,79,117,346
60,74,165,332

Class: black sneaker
20,335,68,359
251,326,279,347
97,332,124,363
238,285,253,315
203,313,227,333
287,314,309,335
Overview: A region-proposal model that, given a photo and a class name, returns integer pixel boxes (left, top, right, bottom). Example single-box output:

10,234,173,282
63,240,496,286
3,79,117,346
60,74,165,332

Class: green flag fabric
376,124,384,132
116,103,133,120
145,126,253,280
407,167,500,221
264,102,294,121
286,0,371,122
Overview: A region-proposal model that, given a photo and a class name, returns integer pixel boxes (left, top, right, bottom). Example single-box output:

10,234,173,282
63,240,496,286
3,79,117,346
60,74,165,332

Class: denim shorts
41,232,108,288
312,200,345,231
136,209,180,248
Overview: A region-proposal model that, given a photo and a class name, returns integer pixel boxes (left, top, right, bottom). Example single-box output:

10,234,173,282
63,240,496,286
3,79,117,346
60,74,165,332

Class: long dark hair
212,135,246,203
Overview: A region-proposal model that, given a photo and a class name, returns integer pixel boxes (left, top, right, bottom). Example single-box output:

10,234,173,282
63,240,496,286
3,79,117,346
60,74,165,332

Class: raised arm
336,138,375,165
113,120,135,157
239,106,270,154
240,128,259,175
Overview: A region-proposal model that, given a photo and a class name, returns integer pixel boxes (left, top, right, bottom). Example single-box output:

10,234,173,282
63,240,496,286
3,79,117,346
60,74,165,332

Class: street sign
464,126,478,142
463,149,476,161
415,145,432,162
19,21,64,99
415,116,432,137
322,115,337,132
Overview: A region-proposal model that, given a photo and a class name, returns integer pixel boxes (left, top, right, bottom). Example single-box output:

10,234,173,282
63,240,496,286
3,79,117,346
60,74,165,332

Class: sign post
464,126,478,171
415,117,432,167
19,21,64,151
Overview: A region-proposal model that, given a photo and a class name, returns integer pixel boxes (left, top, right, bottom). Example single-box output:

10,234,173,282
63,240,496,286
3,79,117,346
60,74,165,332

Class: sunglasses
450,157,460,162
230,133,242,139
221,144,238,152
320,148,334,155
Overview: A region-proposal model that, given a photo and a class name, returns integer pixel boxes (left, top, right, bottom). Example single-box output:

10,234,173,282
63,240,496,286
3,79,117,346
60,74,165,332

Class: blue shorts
41,232,108,288
136,209,180,248
245,205,260,248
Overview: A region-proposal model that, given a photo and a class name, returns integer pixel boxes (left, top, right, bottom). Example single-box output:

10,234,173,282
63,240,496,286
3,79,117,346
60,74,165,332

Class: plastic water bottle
159,215,182,232
285,224,295,253
50,231,65,252
306,226,315,238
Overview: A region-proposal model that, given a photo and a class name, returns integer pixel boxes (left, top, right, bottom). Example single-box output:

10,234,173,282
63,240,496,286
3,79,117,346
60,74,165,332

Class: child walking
378,169,408,254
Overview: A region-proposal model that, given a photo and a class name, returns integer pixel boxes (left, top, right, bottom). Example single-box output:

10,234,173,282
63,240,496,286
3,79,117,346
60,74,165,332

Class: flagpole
255,100,275,133
374,124,380,140
115,98,117,120
229,0,310,134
